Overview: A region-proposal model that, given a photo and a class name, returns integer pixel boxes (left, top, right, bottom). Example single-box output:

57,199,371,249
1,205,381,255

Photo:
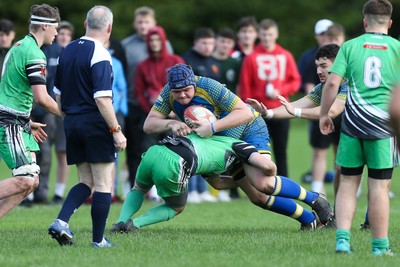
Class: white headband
30,15,58,26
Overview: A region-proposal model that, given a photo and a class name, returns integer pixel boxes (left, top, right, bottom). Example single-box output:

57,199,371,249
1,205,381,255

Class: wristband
294,108,302,118
211,122,216,134
266,110,274,119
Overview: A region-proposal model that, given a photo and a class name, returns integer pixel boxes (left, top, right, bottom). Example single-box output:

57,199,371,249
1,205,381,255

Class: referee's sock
263,196,316,224
57,183,91,223
91,191,112,243
272,176,319,205
133,204,176,228
116,188,145,223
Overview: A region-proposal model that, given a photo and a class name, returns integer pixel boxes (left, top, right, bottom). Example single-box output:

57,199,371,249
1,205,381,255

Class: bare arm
143,110,192,136
54,94,65,118
320,73,343,134
194,99,253,138
32,85,61,117
95,96,127,150
213,100,253,132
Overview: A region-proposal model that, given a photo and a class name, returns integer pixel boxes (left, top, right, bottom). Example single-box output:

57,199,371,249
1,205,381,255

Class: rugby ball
184,106,217,128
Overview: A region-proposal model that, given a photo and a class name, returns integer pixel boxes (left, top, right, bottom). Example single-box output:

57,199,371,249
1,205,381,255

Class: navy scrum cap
168,64,196,89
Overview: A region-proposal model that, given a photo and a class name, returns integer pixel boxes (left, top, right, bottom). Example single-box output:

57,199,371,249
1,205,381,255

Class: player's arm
213,100,253,133
32,84,61,117
246,97,316,119
143,109,192,136
205,175,237,190
320,73,343,134
95,96,126,150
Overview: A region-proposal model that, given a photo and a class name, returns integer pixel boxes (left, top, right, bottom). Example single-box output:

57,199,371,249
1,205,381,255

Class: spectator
122,6,173,189
231,16,258,60
0,19,15,79
239,19,301,177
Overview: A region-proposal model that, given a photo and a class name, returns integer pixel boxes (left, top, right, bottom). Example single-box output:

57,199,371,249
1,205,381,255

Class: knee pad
12,163,41,177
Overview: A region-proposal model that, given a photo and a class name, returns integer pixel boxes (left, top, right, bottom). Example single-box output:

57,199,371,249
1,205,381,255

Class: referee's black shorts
64,112,117,165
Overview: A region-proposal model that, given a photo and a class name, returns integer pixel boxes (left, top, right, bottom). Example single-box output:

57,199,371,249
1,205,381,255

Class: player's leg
90,162,114,245
0,125,40,218
309,120,330,194
234,175,319,229
0,152,40,219
364,138,394,255
334,133,364,253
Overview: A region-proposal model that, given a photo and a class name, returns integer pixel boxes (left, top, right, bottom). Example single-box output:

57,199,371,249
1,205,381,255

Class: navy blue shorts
64,112,117,165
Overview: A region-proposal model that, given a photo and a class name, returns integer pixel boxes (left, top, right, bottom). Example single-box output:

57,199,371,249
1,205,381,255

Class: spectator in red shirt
239,19,301,176
135,26,184,113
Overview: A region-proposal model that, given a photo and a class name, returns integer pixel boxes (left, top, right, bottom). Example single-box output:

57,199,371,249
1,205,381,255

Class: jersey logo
363,43,387,50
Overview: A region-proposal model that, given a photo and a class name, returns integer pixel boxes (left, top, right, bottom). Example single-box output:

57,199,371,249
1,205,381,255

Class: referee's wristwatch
110,125,122,133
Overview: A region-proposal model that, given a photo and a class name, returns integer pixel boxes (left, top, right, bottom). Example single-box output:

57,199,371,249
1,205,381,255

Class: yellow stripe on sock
272,176,282,196
266,196,275,209
298,187,307,201
291,204,304,219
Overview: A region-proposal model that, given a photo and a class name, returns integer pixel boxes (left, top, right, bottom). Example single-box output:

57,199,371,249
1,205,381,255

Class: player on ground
111,132,330,232
319,0,400,255
143,64,333,228
0,4,61,219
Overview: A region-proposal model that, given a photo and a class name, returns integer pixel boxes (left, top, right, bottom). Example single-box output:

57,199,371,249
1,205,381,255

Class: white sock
311,181,324,193
56,219,69,227
54,183,66,197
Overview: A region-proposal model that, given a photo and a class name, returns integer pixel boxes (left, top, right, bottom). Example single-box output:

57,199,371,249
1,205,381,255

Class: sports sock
311,181,324,193
264,196,315,224
272,176,319,205
91,191,112,243
57,183,91,222
372,238,389,251
133,203,176,228
54,183,66,198
336,228,350,242
116,188,145,223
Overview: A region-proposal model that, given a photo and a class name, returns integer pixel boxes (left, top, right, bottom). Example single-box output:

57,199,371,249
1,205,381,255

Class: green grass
1,119,400,267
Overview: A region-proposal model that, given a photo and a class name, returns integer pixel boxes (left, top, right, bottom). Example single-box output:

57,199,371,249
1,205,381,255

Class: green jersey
187,134,238,176
0,34,47,125
330,33,400,139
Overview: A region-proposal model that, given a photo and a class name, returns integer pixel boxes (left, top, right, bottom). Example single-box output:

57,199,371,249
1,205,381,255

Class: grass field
1,118,399,267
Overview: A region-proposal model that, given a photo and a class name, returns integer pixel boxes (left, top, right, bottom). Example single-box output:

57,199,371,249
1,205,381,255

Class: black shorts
64,112,116,165
309,115,342,149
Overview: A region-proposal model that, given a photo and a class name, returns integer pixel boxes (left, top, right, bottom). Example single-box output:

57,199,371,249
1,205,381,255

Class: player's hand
167,121,192,136
30,121,48,143
277,95,294,116
246,98,268,117
113,132,127,151
319,115,334,135
193,119,212,138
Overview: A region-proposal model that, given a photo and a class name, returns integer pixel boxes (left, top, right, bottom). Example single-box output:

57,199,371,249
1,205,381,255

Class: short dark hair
315,44,340,61
0,19,14,34
217,27,235,40
236,16,258,31
194,27,215,41
363,0,392,25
